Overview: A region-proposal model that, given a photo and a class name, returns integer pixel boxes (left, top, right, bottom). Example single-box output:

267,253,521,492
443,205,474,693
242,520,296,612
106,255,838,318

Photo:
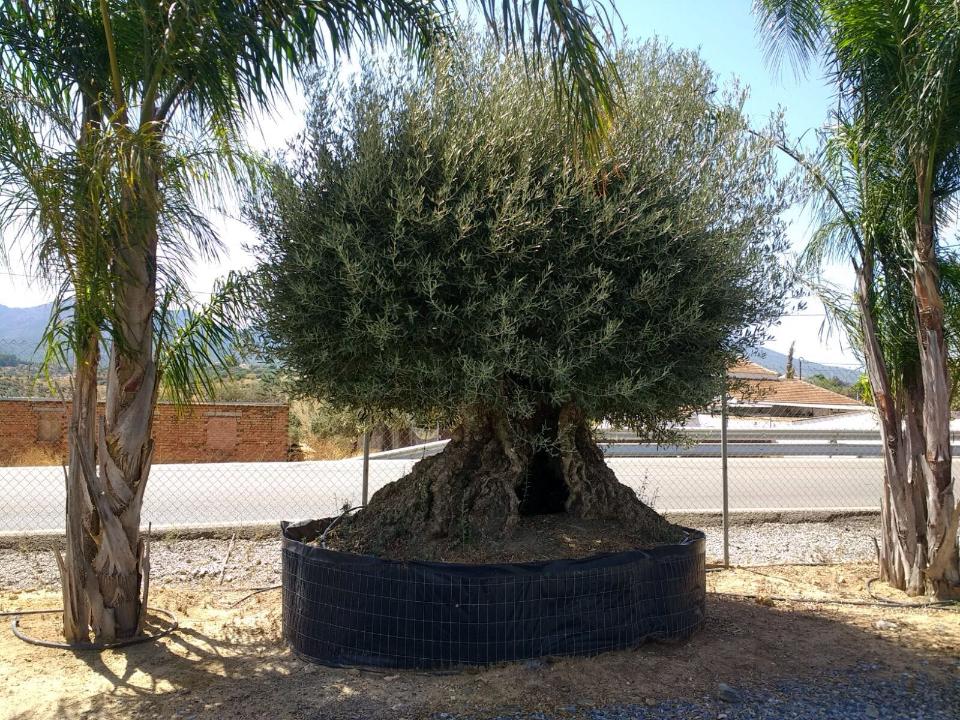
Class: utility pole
361,430,371,505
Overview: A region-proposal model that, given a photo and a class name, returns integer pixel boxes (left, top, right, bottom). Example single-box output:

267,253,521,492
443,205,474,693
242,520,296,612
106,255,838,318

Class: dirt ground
0,563,958,720
323,513,687,563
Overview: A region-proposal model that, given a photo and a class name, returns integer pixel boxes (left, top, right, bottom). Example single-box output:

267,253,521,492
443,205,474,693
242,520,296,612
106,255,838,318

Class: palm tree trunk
57,155,160,642
92,155,160,638
58,333,99,642
901,376,931,593
92,324,155,639
912,202,960,598
857,262,927,594
58,288,156,641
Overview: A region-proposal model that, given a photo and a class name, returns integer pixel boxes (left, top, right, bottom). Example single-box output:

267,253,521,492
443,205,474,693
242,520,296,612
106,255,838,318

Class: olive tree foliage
249,42,793,441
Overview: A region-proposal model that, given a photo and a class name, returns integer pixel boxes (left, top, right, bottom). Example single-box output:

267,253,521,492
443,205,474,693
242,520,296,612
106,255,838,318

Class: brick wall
0,399,289,465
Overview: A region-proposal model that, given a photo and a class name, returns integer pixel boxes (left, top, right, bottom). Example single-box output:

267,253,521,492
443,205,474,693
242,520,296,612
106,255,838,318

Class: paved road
0,452,883,533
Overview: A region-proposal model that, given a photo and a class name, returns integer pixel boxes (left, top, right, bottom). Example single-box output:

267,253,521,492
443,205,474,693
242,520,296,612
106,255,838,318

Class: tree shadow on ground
3,585,958,720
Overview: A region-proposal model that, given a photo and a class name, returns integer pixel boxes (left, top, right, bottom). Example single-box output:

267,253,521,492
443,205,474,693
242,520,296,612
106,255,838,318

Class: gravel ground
440,666,960,720
0,518,882,591
0,537,284,590
702,517,879,565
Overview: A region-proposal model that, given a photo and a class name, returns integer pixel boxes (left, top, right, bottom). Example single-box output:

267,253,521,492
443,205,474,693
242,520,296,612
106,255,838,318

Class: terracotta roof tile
729,360,781,378
730,377,864,407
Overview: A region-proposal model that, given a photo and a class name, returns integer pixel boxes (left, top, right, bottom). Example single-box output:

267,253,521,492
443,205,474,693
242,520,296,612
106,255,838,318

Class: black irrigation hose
712,588,959,611
0,608,62,618
7,607,179,650
866,577,959,609
230,585,281,607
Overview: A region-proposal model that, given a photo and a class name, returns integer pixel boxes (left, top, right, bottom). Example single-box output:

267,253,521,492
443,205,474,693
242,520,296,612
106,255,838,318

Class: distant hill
0,303,52,361
747,346,862,385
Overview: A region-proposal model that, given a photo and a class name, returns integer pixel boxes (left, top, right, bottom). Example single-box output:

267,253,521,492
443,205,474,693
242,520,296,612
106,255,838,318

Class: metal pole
721,382,730,568
361,430,371,506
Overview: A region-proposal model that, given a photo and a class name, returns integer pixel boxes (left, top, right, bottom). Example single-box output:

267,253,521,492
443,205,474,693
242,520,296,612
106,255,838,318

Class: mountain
0,303,52,361
747,346,862,385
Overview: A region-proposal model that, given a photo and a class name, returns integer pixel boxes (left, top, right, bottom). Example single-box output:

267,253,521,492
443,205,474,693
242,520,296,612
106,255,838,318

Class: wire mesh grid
281,521,706,668
724,452,882,512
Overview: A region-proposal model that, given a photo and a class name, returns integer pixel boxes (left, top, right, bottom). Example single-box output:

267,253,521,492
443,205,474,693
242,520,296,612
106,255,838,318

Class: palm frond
753,0,825,74
155,273,255,406
477,0,619,147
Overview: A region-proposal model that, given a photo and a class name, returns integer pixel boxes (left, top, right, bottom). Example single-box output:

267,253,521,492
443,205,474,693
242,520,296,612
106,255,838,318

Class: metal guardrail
369,429,919,454
368,431,931,460
599,427,960,443
599,443,939,458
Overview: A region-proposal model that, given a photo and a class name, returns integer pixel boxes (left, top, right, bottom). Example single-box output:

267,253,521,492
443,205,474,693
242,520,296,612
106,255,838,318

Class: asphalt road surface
0,452,883,533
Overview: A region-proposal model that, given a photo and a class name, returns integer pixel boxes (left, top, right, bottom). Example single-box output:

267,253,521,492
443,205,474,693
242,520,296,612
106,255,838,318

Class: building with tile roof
725,360,865,417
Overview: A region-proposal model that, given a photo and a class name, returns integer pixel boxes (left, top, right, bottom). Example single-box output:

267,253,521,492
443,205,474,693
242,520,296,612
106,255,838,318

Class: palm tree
0,0,620,643
755,0,960,597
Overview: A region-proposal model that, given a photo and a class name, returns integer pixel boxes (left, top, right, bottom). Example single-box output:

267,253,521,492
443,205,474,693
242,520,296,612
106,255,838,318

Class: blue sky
619,2,831,139
0,1,861,369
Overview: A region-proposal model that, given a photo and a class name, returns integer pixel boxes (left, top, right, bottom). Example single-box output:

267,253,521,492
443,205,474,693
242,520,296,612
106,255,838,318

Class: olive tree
248,43,793,553
0,0,617,643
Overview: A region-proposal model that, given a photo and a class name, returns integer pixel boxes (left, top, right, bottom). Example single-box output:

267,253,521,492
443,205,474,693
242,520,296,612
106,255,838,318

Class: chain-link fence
0,456,370,533
606,426,884,514
1,421,885,523
0,435,887,525
0,335,892,565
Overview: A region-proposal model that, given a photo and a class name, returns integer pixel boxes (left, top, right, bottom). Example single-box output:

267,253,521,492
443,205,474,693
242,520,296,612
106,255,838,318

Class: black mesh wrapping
282,520,706,669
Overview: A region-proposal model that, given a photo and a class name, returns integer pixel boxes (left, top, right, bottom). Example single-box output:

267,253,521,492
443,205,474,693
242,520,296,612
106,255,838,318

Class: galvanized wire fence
0,435,888,525
0,336,893,565
0,456,369,533
1,422,886,528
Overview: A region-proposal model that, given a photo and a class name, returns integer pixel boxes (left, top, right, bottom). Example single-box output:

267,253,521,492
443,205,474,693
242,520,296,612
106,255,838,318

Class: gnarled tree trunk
337,404,681,558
